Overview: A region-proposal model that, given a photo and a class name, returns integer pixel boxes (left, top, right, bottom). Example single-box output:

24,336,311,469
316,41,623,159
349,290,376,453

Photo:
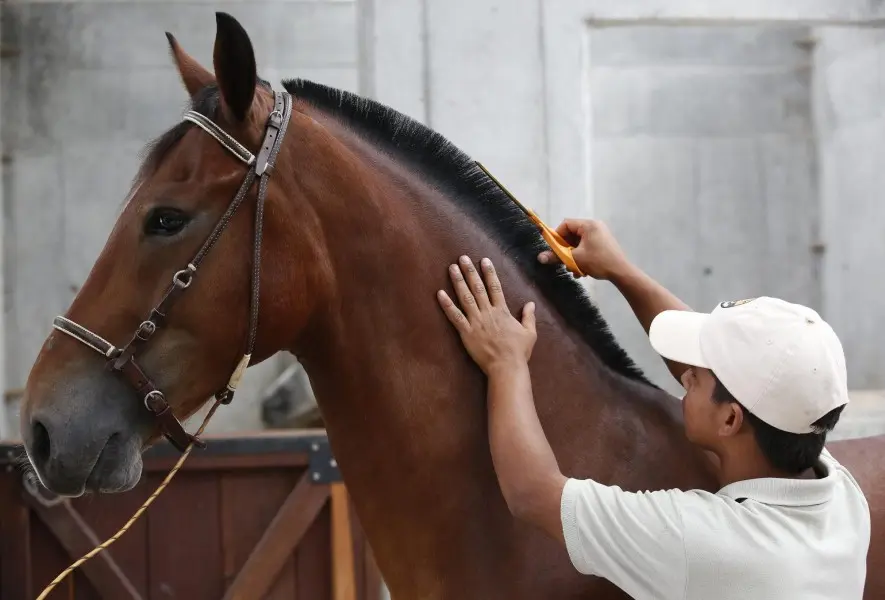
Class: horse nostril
32,420,51,466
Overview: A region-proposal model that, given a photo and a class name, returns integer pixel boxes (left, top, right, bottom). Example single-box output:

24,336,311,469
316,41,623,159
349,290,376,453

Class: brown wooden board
73,483,152,597
29,511,75,600
220,468,302,597
0,468,33,599
298,496,333,600
223,470,332,600
22,494,142,599
0,431,382,600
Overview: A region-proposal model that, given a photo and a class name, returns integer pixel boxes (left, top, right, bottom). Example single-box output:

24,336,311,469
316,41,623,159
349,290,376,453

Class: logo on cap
719,298,757,309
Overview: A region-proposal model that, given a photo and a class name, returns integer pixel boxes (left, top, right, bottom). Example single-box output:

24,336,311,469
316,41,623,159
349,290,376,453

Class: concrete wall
366,0,885,396
362,0,551,218
1,0,883,437
587,25,821,395
814,26,885,390
0,1,358,437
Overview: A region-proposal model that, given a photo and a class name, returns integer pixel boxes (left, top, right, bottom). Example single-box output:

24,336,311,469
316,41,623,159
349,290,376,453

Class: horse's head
20,13,319,496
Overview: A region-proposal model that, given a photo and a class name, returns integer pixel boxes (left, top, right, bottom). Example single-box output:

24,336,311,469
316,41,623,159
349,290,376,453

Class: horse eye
144,208,190,237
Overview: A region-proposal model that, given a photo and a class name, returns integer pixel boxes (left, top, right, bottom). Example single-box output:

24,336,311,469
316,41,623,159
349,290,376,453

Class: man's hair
711,376,845,474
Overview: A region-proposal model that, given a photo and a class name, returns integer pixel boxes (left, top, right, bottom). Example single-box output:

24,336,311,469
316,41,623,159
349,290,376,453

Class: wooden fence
0,431,382,599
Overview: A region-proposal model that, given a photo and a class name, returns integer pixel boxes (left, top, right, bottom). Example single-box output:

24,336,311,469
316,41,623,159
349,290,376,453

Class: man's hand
437,255,566,542
437,256,537,375
538,219,631,281
539,218,693,383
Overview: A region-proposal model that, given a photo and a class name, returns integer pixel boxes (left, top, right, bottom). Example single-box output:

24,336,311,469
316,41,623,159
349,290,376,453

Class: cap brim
649,310,710,368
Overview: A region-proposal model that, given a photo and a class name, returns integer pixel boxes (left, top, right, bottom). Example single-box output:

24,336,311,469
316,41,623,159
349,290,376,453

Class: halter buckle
136,320,156,340
172,264,196,288
267,110,283,129
144,390,167,414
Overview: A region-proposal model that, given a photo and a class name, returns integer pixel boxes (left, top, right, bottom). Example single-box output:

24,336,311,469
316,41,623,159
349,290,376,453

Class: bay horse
19,13,884,599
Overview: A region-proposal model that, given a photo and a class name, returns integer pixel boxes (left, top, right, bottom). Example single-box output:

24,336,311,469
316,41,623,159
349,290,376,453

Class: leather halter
52,90,294,452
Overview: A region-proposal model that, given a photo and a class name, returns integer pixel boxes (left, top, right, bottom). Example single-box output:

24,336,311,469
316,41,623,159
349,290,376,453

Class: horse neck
279,112,715,590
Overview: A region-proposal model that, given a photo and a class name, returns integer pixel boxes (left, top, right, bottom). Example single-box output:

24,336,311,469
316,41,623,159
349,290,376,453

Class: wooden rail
0,431,381,600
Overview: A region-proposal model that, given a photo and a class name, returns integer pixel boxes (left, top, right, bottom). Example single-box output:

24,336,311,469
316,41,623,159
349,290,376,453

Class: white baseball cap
649,297,849,434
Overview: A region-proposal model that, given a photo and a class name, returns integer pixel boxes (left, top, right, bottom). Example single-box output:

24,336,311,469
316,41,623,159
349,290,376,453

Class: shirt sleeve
560,477,687,600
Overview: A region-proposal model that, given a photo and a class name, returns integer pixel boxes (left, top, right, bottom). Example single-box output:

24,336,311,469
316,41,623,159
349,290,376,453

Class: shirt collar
716,455,836,507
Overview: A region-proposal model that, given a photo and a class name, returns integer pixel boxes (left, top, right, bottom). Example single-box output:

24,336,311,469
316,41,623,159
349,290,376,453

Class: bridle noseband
52,90,293,452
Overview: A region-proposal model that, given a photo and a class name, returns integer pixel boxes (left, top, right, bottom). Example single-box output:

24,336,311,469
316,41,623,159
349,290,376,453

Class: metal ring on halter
172,264,196,288
23,471,67,508
144,390,166,413
136,320,156,340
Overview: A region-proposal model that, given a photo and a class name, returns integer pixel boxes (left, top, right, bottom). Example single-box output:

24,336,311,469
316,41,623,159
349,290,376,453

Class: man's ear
212,12,258,122
719,402,745,437
166,32,215,97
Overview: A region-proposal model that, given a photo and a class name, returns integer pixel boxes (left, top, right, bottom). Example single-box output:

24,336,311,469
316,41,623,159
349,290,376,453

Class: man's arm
437,256,567,541
436,257,689,599
487,359,691,598
607,264,692,381
539,219,692,383
485,360,567,541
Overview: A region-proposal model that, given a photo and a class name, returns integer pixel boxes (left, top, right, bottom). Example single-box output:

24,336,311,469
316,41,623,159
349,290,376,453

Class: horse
19,12,884,599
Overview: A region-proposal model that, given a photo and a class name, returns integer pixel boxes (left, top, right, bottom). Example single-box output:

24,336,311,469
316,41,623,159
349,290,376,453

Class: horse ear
165,32,215,97
212,12,257,123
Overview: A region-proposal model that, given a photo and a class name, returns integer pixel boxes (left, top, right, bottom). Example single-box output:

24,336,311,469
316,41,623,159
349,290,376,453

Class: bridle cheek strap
51,90,293,452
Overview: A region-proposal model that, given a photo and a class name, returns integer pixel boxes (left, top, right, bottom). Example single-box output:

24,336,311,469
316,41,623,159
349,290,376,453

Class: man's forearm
609,263,692,380
486,361,567,540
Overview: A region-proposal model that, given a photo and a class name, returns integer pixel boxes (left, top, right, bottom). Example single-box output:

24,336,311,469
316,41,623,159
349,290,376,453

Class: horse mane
139,78,652,387
283,79,653,387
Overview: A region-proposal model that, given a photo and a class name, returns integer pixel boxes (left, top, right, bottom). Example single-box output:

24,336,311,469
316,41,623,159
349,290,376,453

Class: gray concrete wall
2,1,884,437
0,1,358,437
586,25,821,395
366,0,885,398
363,0,551,218
814,26,885,390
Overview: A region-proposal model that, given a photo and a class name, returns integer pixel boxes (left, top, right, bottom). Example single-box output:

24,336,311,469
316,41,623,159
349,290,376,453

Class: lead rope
34,398,223,600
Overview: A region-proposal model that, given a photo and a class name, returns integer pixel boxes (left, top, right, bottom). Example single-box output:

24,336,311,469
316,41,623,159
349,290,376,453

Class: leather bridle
51,89,293,452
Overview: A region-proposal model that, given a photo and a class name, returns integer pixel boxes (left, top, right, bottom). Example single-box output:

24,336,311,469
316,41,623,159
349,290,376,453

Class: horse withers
19,13,884,599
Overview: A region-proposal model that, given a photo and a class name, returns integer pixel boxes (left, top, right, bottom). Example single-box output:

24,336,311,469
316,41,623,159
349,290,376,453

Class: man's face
680,367,740,450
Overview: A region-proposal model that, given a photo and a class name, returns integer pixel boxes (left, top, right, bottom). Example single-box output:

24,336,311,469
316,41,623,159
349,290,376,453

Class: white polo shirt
560,448,870,600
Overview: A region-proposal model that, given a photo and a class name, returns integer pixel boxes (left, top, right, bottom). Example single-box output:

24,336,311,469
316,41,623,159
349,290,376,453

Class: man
436,219,870,599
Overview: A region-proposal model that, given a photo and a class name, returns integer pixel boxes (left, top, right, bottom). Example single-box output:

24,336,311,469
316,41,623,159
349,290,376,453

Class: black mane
284,79,652,387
